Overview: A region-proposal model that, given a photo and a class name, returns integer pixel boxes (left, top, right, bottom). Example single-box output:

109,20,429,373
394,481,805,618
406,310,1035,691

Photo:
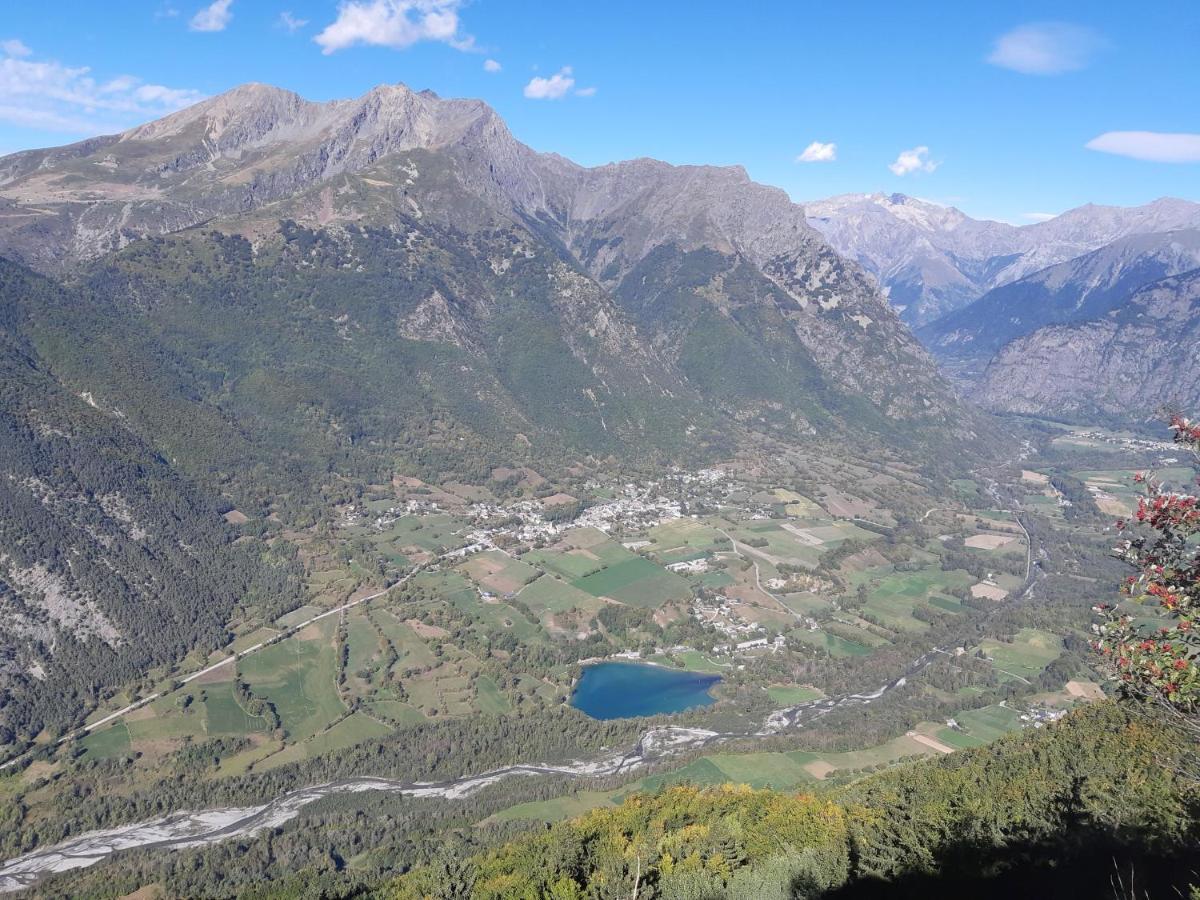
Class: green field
80,722,132,759
239,620,347,741
202,682,269,735
475,675,511,714
936,704,1025,748
302,713,391,758
572,556,690,607
486,791,620,824
794,629,872,657
978,628,1062,683
863,568,972,631
766,685,823,705
516,574,602,614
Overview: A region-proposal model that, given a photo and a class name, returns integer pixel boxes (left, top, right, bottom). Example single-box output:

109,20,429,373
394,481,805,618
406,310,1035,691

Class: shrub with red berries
1093,415,1200,714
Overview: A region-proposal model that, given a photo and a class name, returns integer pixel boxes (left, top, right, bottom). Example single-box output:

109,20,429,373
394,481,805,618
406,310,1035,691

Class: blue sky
1,0,1197,223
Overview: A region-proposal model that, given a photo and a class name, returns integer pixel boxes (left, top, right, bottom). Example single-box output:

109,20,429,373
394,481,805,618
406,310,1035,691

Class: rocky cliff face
973,268,1200,419
805,193,1200,325
919,229,1200,379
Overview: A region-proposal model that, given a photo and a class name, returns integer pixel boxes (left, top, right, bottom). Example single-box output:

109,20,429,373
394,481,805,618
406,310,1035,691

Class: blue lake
571,661,721,719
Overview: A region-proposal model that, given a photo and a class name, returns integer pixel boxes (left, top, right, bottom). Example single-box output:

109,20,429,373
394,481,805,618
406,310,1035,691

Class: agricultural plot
201,681,270,735
794,629,872,657
301,714,392,759
438,572,543,642
645,519,729,555
275,605,323,629
963,532,1019,551
487,791,620,825
819,486,890,523
474,675,511,714
977,628,1062,684
773,488,821,516
523,527,632,578
370,609,436,669
372,513,471,554
777,595,835,619
238,619,347,742
458,550,540,597
1072,468,1194,518
862,568,973,631
572,556,690,608
516,575,604,616
766,685,823,705
80,722,132,759
935,704,1025,749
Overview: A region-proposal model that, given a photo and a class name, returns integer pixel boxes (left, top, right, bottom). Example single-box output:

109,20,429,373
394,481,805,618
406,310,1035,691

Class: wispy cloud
888,146,938,176
1086,131,1200,163
1,39,31,58
1022,212,1059,222
314,0,472,54
189,0,233,32
278,11,309,33
483,58,501,73
574,85,596,97
796,141,837,163
0,41,204,135
524,67,574,100
987,22,1104,75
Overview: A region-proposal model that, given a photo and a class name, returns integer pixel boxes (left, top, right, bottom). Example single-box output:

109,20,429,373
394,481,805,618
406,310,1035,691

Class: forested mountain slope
0,82,978,491
0,259,303,742
387,703,1197,900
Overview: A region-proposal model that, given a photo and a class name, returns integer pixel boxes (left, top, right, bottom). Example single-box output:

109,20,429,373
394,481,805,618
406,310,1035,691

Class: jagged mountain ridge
0,81,967,448
805,192,1200,325
973,267,1200,419
918,229,1200,379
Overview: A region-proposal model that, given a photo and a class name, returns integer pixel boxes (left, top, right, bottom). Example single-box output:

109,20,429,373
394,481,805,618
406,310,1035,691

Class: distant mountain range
918,229,1200,378
805,191,1200,421
973,267,1200,419
805,192,1200,326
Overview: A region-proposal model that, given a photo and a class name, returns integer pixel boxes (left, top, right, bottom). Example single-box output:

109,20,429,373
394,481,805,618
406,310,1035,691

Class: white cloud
279,11,309,33
189,0,233,32
575,86,596,97
1085,131,1200,163
2,39,32,58
796,141,836,163
483,58,501,73
987,22,1104,75
524,67,574,100
888,146,938,176
315,0,472,54
0,46,204,135
1022,212,1058,222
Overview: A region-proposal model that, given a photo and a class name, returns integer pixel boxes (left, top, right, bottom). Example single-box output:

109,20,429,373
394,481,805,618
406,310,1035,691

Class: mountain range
806,192,1200,326
0,83,975,735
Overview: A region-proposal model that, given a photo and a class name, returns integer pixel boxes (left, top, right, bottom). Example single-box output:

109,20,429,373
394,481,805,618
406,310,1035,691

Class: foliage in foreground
384,703,1198,899
1096,414,1200,729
